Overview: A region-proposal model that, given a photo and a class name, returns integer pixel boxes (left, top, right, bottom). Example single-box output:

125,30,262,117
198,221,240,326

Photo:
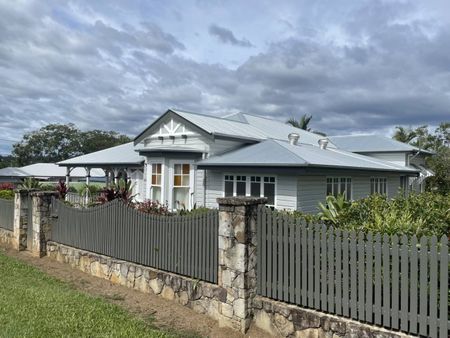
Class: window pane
346,179,352,199
333,178,339,197
173,187,189,209
152,186,161,202
174,164,181,174
251,182,260,197
264,183,275,205
340,180,346,195
152,176,157,185
156,175,161,185
225,181,233,197
174,175,182,186
327,181,333,196
182,164,190,174
236,181,246,196
182,175,190,186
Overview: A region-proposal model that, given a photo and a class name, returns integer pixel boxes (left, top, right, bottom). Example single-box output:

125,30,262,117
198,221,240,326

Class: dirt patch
0,247,273,338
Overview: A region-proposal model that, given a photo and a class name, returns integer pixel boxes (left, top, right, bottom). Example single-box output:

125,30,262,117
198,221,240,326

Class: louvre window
370,177,387,195
224,175,276,206
327,177,352,200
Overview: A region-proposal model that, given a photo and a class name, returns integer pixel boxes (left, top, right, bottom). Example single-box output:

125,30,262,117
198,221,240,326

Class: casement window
224,175,276,206
326,177,352,200
173,163,190,209
150,163,162,202
370,177,387,195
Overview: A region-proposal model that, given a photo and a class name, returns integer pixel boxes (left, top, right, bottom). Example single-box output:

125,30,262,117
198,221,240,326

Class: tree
0,155,14,169
392,126,417,143
286,114,313,131
12,124,132,166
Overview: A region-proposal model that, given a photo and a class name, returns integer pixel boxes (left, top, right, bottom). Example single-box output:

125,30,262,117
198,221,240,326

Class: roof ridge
171,108,250,125
270,139,308,163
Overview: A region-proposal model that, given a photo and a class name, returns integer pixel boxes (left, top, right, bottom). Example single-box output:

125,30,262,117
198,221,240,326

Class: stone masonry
0,227,14,248
217,196,267,333
12,189,35,251
30,191,58,257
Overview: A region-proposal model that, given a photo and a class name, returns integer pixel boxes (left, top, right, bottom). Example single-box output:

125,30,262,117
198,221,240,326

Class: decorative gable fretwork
151,118,196,138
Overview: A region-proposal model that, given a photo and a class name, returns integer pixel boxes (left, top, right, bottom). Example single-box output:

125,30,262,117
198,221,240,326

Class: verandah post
216,196,266,333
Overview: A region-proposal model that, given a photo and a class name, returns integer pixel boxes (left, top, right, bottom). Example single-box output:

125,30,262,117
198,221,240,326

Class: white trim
370,177,388,195
326,176,353,200
147,157,165,202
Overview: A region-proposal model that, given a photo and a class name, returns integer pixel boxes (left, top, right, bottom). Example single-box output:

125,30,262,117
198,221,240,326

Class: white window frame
222,174,277,207
326,177,352,200
370,177,388,195
168,159,195,210
147,158,165,203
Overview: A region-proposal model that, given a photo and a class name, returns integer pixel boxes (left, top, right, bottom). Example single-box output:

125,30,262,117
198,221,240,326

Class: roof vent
318,138,329,150
288,133,300,145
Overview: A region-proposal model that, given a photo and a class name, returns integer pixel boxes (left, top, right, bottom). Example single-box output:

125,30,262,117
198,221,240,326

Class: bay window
327,177,352,200
150,163,162,202
173,163,190,209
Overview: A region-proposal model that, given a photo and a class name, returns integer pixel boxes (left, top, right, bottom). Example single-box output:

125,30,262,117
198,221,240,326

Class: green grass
0,252,173,337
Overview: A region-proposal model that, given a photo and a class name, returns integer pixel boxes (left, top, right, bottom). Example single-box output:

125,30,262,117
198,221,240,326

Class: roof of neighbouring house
134,109,336,148
328,135,434,154
0,164,104,178
197,139,419,173
58,142,144,167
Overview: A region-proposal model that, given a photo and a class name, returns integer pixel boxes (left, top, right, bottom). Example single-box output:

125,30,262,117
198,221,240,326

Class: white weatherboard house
59,109,433,213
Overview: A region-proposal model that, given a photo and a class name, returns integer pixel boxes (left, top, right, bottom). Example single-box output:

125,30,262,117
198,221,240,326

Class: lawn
0,252,173,337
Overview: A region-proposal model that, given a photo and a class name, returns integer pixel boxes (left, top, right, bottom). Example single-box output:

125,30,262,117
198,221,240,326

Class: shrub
0,183,15,191
40,183,56,191
134,200,170,215
329,192,449,238
19,178,42,189
56,180,68,200
97,179,134,204
0,190,14,200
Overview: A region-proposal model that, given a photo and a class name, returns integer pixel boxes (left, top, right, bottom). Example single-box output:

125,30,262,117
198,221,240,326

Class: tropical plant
176,203,211,216
392,126,417,143
97,178,135,204
56,179,68,200
286,114,313,131
317,193,350,225
19,177,42,189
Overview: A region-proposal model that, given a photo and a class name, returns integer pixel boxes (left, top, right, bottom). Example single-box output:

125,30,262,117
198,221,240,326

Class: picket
255,207,448,338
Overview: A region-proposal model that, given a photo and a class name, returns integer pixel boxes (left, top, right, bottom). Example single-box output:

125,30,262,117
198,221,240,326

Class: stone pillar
30,191,58,257
12,189,37,251
216,196,267,333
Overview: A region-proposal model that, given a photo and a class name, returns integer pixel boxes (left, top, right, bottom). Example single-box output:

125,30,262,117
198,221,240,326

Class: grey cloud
208,24,253,47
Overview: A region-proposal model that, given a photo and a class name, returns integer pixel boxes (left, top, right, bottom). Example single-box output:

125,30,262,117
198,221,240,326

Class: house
59,109,430,213
0,163,105,184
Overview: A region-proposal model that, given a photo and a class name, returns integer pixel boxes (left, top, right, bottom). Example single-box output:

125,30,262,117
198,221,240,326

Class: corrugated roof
0,167,28,177
329,135,433,154
21,163,104,178
198,139,418,173
58,142,144,166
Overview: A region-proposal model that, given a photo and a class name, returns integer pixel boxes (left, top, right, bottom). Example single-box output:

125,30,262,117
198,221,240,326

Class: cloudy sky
1,0,450,154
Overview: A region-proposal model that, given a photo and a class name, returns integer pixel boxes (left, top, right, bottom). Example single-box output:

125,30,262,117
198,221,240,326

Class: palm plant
286,114,313,131
19,177,42,189
393,126,417,143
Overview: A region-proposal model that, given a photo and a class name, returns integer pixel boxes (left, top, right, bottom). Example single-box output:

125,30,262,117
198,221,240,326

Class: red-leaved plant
135,200,170,215
56,179,68,200
0,183,15,191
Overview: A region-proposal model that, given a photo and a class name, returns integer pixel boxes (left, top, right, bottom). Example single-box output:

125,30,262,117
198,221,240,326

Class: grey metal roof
58,142,144,167
329,135,433,154
135,109,335,146
0,167,28,177
197,139,419,173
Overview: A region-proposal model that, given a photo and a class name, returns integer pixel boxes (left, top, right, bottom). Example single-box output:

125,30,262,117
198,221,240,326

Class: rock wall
47,242,229,324
0,227,14,248
253,296,413,338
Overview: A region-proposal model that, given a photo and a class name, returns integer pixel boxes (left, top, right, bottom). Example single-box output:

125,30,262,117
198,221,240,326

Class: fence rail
65,192,100,207
256,206,449,338
0,198,14,231
51,199,218,283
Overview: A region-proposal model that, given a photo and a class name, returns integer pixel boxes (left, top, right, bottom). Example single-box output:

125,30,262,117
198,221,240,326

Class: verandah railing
51,199,218,283
256,206,449,338
0,198,14,231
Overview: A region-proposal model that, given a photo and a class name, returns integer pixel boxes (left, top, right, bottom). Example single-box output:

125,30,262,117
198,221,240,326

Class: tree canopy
392,122,450,194
12,124,131,166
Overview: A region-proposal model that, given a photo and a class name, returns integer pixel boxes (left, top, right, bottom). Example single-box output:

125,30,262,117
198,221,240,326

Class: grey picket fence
52,199,218,283
256,206,449,338
0,198,14,231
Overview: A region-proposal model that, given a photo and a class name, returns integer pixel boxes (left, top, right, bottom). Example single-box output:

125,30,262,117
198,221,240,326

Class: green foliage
19,177,42,189
318,193,351,225
286,114,313,131
0,190,14,200
98,178,135,204
176,203,211,216
328,192,449,237
11,123,131,166
426,146,450,194
0,252,174,337
40,183,57,191
0,155,14,169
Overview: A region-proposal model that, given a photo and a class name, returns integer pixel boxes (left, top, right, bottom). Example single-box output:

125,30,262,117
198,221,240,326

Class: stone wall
253,296,413,338
47,242,228,323
0,227,14,248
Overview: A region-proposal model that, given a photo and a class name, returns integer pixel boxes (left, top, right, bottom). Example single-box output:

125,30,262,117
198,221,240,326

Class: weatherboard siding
204,170,223,208
275,175,297,210
364,152,407,167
